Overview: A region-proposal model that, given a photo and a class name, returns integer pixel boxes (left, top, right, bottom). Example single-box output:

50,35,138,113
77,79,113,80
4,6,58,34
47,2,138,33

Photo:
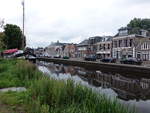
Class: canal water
37,61,150,113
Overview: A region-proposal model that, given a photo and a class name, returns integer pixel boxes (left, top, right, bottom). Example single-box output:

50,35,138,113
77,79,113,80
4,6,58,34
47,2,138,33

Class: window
124,39,128,47
146,43,148,49
129,39,133,47
119,40,122,47
99,44,102,50
119,29,128,36
128,55,132,58
103,44,105,50
108,44,110,49
114,41,117,48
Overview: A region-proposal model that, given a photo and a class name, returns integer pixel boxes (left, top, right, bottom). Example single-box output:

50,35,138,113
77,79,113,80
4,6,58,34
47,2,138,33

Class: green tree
127,18,150,35
127,18,150,30
141,19,150,30
127,18,142,28
0,32,5,49
4,24,23,49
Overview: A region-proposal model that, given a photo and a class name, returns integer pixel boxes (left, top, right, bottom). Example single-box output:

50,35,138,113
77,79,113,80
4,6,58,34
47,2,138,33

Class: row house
77,40,89,58
88,36,103,56
96,37,112,59
63,44,77,58
44,28,150,61
77,36,104,58
45,41,78,58
136,37,150,61
112,27,150,60
34,47,45,57
45,41,66,57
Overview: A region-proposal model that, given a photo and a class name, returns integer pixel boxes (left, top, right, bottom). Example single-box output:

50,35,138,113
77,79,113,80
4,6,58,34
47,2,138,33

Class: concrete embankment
37,58,150,77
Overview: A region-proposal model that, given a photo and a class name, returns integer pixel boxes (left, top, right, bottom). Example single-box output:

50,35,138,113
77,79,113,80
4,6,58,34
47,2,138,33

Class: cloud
0,0,150,47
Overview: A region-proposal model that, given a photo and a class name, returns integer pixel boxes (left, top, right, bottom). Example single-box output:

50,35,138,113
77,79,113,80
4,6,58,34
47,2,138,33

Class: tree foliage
3,24,23,49
127,18,150,30
127,18,150,35
0,32,5,49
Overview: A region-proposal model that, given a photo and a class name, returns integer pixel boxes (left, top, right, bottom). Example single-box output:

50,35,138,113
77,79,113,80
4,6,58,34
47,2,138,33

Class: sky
0,0,150,48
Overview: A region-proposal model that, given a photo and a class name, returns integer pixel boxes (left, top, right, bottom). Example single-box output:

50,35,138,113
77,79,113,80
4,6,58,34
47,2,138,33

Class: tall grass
0,59,135,113
26,77,134,113
0,59,41,88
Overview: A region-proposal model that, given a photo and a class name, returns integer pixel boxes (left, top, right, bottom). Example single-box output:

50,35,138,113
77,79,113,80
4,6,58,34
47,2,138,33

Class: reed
0,59,135,113
27,77,134,113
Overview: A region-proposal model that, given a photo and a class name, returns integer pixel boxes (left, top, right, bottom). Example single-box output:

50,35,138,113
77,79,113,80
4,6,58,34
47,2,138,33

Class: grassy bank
0,59,40,88
0,59,135,113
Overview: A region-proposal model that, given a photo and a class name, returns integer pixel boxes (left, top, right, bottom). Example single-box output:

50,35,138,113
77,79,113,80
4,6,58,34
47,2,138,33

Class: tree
127,18,150,31
141,19,150,30
3,24,23,49
0,32,5,49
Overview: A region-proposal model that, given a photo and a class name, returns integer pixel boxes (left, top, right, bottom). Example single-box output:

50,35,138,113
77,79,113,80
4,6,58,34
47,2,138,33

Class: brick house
46,41,67,57
63,44,77,58
136,38,150,61
112,27,150,59
96,37,112,59
77,40,89,58
77,36,104,58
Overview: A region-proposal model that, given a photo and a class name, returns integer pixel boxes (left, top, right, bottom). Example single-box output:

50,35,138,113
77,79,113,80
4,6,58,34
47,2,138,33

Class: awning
3,49,18,54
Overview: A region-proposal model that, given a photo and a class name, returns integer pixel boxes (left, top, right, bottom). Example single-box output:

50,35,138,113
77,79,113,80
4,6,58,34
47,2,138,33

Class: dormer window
118,27,130,36
140,30,147,37
119,29,128,36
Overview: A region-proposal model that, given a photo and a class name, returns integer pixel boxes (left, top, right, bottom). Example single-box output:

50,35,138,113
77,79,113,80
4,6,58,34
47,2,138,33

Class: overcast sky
0,0,150,48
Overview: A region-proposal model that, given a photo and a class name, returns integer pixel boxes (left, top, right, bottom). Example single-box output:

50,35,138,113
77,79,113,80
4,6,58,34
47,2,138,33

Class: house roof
113,34,146,40
78,40,89,46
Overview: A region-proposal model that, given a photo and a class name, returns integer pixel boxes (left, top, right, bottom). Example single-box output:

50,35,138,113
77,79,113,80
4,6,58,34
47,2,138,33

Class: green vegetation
128,18,150,30
0,59,135,113
0,32,5,50
0,23,26,50
0,59,40,88
0,91,27,113
4,24,25,49
127,18,150,34
27,77,134,113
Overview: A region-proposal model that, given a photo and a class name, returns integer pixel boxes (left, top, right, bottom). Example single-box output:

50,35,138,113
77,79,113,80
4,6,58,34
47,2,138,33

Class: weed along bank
0,59,134,113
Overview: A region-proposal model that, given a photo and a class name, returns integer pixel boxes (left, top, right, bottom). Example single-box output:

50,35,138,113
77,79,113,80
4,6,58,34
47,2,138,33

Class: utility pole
0,18,4,30
22,0,25,49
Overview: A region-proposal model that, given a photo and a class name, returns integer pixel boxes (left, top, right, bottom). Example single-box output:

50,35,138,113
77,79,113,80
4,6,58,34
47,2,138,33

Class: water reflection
37,61,150,113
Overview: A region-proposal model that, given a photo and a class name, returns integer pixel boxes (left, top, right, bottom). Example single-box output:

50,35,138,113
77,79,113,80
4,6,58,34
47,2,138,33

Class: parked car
120,58,142,65
100,58,116,63
84,55,96,61
54,55,61,58
63,56,69,59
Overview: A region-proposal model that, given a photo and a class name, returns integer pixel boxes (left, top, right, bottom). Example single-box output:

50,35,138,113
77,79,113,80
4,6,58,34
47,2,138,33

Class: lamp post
22,0,25,49
0,19,4,28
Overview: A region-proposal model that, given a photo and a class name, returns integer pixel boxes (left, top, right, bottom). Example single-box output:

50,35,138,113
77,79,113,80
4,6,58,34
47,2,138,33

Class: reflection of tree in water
38,61,150,101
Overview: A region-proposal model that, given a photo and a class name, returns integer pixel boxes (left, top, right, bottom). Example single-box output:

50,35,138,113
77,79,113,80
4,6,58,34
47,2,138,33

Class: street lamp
0,19,4,29
22,0,25,49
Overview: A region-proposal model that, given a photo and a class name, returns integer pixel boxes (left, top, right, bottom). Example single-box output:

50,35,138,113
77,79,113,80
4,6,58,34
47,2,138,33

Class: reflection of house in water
63,66,77,75
70,67,150,101
79,70,150,101
38,61,150,101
